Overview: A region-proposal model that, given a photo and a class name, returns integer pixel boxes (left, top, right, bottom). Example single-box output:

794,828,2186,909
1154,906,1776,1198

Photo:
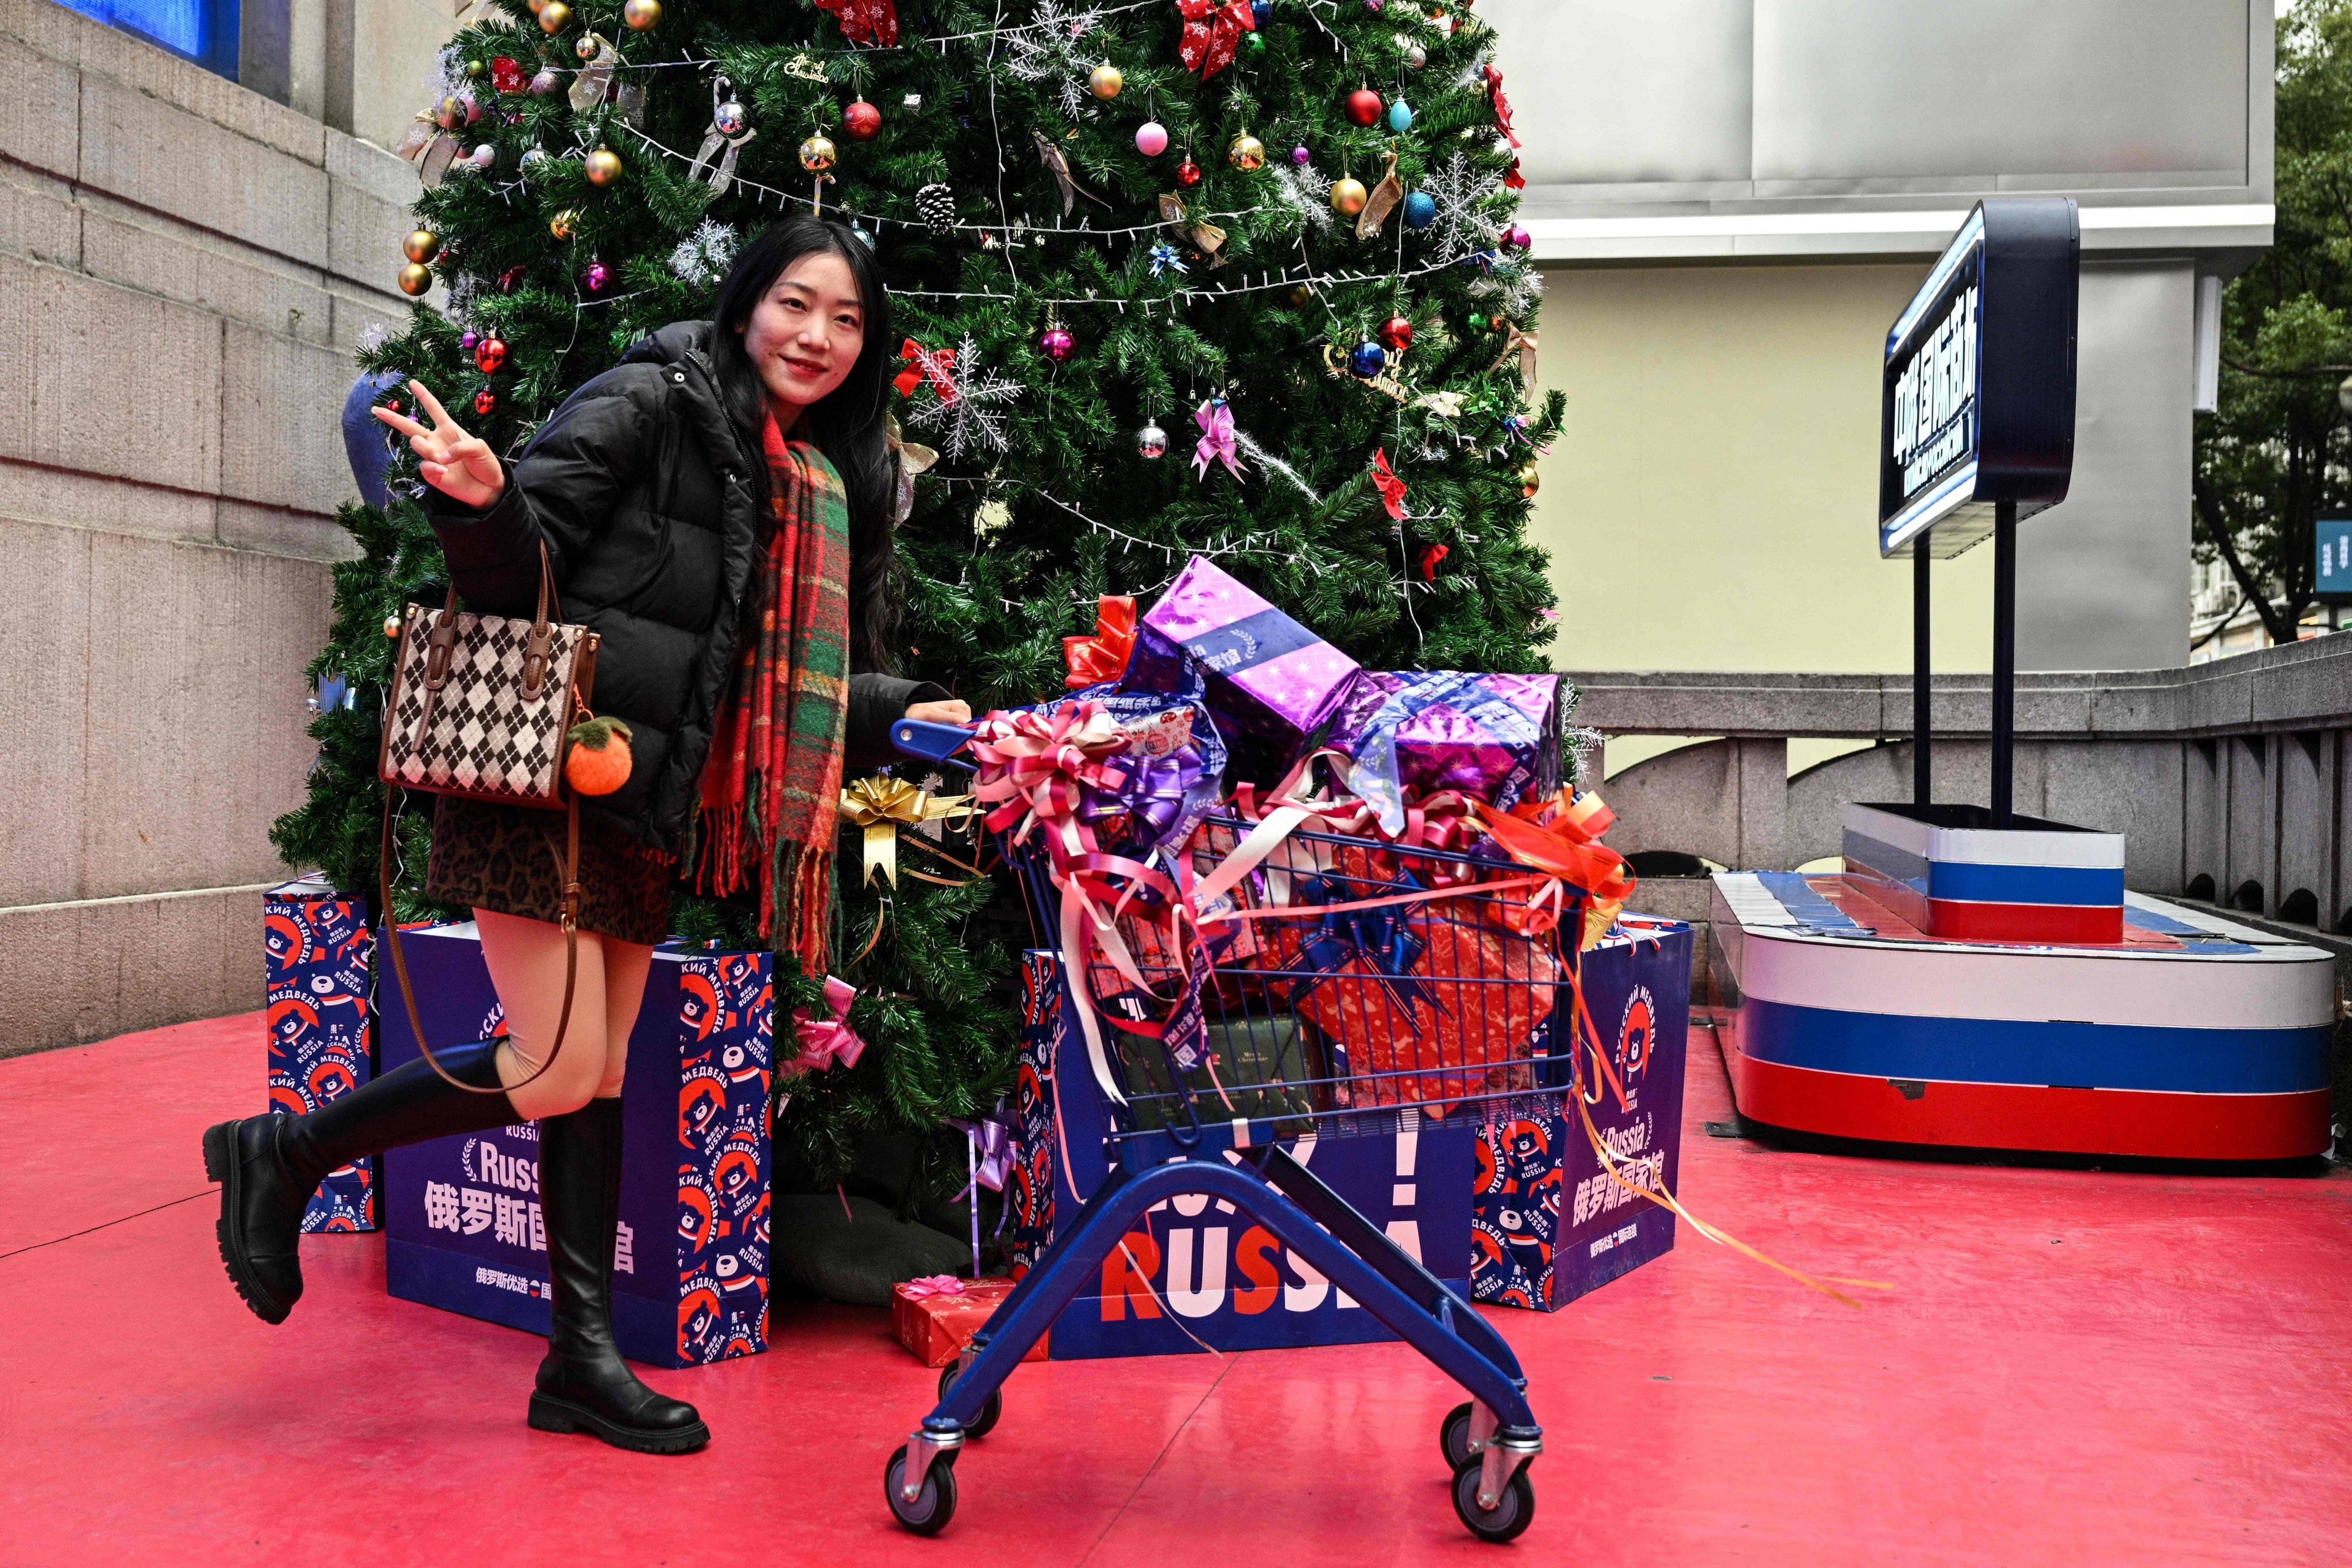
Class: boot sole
202,1120,293,1327
528,1391,710,1455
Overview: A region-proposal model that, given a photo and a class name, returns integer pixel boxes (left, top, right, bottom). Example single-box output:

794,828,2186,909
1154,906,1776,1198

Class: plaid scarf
694,414,852,974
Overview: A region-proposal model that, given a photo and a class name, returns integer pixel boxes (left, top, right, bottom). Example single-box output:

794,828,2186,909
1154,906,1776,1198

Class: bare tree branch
2193,472,2298,646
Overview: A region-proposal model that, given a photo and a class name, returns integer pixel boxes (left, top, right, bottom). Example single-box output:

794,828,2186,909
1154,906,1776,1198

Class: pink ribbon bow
968,701,1135,874
1192,398,1244,481
900,1274,966,1300
790,975,866,1072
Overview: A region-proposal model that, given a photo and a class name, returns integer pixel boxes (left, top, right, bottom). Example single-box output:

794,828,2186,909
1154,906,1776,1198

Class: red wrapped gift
1280,899,1556,1117
891,1276,1049,1368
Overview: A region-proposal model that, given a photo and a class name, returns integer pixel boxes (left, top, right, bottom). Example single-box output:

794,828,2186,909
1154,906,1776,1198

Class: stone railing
1567,634,2352,935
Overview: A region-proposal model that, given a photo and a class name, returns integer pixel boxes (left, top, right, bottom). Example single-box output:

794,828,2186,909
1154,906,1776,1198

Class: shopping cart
880,715,1590,1543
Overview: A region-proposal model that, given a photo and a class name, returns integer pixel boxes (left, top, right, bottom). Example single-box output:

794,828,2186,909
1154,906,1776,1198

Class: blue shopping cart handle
890,717,976,763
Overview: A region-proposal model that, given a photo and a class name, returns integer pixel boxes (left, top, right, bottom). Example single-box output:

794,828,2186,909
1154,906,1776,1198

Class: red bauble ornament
1176,156,1202,188
1378,315,1415,353
474,336,508,374
1345,87,1384,126
489,55,527,93
843,98,881,140
473,388,497,417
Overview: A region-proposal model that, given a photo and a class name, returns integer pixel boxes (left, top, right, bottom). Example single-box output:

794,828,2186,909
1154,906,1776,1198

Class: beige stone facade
0,0,446,1053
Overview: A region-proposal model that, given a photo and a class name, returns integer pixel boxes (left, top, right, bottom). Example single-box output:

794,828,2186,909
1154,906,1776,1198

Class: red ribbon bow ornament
1372,447,1408,520
893,338,959,402
1063,595,1137,691
1176,0,1256,80
813,0,898,46
1472,790,1636,947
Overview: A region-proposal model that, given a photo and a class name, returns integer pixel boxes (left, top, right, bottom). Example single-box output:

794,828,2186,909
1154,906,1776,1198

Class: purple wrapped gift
1333,670,1564,833
1122,556,1361,784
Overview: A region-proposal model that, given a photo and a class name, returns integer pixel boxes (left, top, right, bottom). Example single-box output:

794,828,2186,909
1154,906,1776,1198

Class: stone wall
0,0,423,1054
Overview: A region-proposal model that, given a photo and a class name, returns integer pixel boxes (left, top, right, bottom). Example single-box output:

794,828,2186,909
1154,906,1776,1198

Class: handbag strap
378,787,581,1095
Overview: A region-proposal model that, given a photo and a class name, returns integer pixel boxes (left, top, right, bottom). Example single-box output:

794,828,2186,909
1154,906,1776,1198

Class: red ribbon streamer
1063,595,1137,691
1372,446,1408,521
1176,0,1256,79
812,0,898,47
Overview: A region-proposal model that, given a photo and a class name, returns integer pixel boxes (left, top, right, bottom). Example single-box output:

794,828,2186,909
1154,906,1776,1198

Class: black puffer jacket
426,320,940,855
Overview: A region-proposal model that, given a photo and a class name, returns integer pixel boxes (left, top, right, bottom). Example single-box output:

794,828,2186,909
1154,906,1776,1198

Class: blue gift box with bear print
264,879,381,1233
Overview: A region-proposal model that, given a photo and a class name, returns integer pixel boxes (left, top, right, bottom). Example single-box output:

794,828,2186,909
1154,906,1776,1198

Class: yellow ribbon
837,775,978,888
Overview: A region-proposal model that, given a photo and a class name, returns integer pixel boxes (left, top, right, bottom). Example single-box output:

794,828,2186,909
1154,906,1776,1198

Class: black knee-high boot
528,1096,709,1455
202,1038,518,1325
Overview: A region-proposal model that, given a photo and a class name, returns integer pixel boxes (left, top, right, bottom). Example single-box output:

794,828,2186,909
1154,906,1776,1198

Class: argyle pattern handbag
377,540,599,1092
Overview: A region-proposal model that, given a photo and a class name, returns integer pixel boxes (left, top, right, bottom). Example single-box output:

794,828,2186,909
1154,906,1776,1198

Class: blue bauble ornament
1349,339,1387,378
1252,0,1273,25
1403,190,1436,229
1388,98,1413,132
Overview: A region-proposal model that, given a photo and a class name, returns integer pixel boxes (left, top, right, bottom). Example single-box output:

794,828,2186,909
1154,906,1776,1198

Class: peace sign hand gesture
372,380,507,510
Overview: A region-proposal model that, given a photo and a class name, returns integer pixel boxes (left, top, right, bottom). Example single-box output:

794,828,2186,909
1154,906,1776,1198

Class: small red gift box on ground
891,1276,1050,1367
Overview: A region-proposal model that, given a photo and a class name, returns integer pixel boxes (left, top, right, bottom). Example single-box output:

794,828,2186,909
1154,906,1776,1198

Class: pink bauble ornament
1040,326,1075,363
1135,119,1169,157
583,262,612,292
1504,222,1533,252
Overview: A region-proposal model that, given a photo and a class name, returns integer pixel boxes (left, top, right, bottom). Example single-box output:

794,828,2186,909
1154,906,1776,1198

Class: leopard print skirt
424,795,676,947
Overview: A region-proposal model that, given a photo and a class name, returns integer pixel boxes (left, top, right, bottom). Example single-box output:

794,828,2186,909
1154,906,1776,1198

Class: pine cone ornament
915,182,956,237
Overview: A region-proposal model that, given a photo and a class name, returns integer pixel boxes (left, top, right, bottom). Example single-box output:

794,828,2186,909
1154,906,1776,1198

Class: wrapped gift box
377,924,774,1367
1122,555,1361,784
1331,670,1565,835
1007,950,1474,1359
891,1277,1050,1366
264,879,380,1232
1471,918,1693,1311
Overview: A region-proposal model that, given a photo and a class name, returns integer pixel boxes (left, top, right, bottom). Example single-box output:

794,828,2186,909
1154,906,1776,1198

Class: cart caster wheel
1451,1457,1535,1544
939,1364,1003,1439
885,1445,958,1535
1439,1401,1476,1470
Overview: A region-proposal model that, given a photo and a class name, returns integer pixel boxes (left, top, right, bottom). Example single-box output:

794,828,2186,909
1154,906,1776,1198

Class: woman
202,217,967,1454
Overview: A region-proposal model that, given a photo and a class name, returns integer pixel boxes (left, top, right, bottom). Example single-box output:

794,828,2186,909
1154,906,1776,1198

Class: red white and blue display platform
1706,871,2335,1161
1843,802,2125,944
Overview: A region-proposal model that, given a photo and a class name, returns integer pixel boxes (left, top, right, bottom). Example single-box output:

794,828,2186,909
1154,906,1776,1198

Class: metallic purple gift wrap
1334,670,1565,832
1123,556,1361,784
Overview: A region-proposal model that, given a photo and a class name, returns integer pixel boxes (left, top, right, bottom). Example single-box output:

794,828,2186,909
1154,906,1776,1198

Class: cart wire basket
878,716,1611,1543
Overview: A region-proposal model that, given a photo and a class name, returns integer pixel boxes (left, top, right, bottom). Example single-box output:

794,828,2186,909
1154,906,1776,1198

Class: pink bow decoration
1192,398,1245,481
968,701,1135,874
790,975,866,1072
1176,0,1256,79
1372,447,1408,521
900,1274,966,1300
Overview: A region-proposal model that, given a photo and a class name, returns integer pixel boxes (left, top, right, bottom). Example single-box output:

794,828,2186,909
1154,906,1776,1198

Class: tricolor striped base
1708,872,2335,1162
1844,802,2125,945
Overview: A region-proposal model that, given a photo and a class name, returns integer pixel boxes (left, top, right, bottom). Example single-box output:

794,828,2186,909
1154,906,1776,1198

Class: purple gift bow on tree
789,975,865,1072
1192,397,1245,480
947,1106,1017,1277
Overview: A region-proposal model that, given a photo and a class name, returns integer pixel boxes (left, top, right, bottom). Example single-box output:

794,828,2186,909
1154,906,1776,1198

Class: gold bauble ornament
799,133,837,172
526,0,545,11
537,0,571,32
1088,61,1123,99
1330,176,1368,216
384,615,403,638
622,0,661,28
1227,132,1266,171
550,208,578,241
433,94,465,129
1514,459,1540,497
397,262,432,297
1283,283,1312,309
584,147,624,187
402,228,439,264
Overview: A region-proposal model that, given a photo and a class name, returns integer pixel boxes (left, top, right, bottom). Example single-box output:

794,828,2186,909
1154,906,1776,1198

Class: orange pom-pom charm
564,715,634,796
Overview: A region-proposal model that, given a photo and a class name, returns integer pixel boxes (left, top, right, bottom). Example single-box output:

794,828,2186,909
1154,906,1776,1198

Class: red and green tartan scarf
694,412,852,975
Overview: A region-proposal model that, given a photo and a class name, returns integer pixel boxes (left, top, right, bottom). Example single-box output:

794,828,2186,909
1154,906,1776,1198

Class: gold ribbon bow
837,776,979,889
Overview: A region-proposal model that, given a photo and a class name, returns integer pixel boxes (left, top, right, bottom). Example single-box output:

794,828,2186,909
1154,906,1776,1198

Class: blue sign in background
2316,518,2352,605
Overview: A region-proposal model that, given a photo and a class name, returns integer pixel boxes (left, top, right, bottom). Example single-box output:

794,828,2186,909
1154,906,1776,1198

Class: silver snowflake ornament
905,335,1024,459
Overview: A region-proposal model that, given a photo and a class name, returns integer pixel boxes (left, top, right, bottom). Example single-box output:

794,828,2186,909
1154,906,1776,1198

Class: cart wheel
1451,1457,1535,1544
884,1445,958,1535
939,1364,1004,1439
1439,1402,1476,1470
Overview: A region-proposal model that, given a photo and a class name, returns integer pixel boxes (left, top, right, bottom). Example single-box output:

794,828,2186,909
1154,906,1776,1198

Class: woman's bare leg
597,939,658,1098
475,909,609,1120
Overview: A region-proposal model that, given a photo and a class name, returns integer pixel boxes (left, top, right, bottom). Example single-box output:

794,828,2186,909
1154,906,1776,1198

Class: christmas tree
271,0,1562,1203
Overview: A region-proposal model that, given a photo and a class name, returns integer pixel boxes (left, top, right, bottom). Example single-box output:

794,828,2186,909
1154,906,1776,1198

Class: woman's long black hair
708,216,900,674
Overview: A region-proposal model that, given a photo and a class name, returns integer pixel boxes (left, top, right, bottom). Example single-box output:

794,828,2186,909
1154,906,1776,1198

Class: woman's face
738,250,867,415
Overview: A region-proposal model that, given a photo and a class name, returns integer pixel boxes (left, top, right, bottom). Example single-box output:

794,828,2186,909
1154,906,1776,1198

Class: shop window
58,0,238,80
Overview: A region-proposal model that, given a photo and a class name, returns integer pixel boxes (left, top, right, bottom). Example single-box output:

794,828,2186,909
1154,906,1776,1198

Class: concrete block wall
0,0,424,1055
